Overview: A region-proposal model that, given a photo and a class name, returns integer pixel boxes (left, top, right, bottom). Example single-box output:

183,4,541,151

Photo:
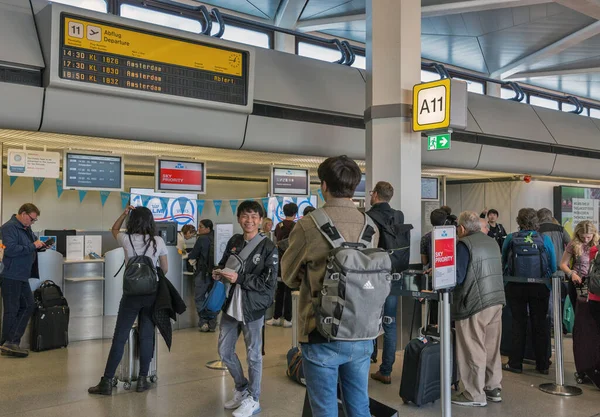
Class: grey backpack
310,209,399,341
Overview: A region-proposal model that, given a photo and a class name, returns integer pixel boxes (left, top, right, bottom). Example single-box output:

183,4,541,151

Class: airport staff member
177,225,196,259
0,203,45,358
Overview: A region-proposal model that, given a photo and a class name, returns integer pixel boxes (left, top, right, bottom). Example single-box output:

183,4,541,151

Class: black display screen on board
64,152,123,190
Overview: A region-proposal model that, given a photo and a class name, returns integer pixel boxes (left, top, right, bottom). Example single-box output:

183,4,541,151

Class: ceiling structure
180,0,600,103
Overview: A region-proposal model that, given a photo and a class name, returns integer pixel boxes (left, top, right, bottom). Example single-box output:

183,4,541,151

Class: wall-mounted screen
266,196,318,231
63,151,124,191
155,158,206,194
130,188,198,231
270,167,309,197
354,173,367,199
421,177,439,201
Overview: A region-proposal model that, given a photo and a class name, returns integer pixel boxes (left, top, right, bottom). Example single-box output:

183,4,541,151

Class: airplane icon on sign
87,25,102,42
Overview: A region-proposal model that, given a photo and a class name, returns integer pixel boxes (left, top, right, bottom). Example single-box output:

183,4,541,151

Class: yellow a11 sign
412,79,451,132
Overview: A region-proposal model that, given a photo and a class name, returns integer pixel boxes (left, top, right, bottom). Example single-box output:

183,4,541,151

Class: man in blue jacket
0,203,45,358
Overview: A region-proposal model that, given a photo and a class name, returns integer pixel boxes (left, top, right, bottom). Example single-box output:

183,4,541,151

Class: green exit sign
427,133,451,151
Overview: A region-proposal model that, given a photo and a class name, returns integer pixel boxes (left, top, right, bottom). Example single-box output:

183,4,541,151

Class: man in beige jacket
281,155,378,417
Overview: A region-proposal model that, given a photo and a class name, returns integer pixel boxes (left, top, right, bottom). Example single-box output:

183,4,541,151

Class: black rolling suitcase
573,293,600,389
31,281,69,352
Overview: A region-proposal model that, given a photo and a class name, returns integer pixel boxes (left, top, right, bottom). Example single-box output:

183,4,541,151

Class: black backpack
505,231,550,279
34,280,68,308
117,236,158,296
367,210,413,273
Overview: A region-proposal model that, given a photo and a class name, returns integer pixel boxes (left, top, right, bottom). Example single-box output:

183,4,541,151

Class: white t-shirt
117,233,168,267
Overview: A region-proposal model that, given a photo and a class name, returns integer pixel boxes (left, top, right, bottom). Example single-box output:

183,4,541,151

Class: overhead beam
296,0,553,32
508,66,600,80
274,0,308,28
556,0,600,20
491,21,600,79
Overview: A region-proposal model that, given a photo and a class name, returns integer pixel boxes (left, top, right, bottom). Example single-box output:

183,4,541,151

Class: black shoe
536,368,550,375
136,376,151,392
88,377,113,395
502,363,522,374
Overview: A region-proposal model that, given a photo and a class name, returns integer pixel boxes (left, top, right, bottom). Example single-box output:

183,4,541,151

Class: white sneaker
232,397,261,417
224,389,249,409
266,318,281,326
283,320,292,328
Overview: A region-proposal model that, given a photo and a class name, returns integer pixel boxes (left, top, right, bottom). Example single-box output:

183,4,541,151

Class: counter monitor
270,167,310,197
59,13,249,106
156,158,206,194
64,151,124,191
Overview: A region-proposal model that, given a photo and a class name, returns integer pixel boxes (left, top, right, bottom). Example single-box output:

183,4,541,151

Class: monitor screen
130,188,198,231
155,222,178,246
354,173,366,198
270,167,310,196
156,158,206,194
266,196,318,230
421,177,439,201
63,151,124,191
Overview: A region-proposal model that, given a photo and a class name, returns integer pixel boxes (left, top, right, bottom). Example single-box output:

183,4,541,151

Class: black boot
136,376,151,392
88,377,113,395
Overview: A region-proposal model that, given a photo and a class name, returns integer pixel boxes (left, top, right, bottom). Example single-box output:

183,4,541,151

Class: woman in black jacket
88,206,168,395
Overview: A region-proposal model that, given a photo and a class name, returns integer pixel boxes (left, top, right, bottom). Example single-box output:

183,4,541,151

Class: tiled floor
0,325,598,417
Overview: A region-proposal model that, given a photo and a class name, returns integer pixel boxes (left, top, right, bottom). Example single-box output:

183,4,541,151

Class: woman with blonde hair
560,220,599,308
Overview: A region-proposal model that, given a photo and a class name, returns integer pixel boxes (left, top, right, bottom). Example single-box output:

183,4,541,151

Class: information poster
130,188,198,231
7,149,61,178
556,186,600,235
215,224,234,265
432,226,456,290
84,235,102,258
267,196,318,230
66,236,85,261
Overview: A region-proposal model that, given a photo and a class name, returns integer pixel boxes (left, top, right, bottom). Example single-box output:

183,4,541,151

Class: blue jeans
218,314,264,401
104,294,156,378
301,341,373,417
1,278,35,345
379,294,398,376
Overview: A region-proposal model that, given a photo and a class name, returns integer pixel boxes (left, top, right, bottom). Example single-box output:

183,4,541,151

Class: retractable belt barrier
503,275,549,285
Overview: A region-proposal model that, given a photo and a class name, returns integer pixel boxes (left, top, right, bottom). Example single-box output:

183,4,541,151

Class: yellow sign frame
412,78,451,132
63,15,244,77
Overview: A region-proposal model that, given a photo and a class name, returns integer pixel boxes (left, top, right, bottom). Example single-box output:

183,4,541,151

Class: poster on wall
266,196,318,230
130,188,198,231
554,186,600,235
7,149,61,178
215,224,234,265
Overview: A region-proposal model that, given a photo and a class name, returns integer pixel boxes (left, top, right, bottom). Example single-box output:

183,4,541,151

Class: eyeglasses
369,191,375,196
26,213,38,223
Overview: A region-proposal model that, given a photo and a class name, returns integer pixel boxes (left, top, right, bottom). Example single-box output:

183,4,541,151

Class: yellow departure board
59,14,248,105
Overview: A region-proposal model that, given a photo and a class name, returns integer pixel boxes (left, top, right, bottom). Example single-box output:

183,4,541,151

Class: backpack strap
359,214,377,248
238,233,267,261
309,209,345,248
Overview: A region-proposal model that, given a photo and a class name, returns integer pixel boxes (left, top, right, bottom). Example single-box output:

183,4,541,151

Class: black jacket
366,202,404,248
152,269,187,350
188,231,214,278
0,215,40,281
218,234,278,323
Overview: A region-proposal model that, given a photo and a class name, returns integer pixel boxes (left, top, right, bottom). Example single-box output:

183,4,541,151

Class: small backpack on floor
309,209,399,341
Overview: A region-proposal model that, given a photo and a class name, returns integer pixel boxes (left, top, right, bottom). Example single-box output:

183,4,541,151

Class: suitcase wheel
150,375,158,383
124,382,132,390
401,398,409,404
112,378,118,387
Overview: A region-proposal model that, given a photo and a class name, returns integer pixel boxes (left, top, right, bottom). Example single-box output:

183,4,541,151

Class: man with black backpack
502,208,557,375
366,181,412,385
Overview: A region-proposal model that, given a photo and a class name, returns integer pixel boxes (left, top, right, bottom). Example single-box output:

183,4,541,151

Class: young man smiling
214,200,278,417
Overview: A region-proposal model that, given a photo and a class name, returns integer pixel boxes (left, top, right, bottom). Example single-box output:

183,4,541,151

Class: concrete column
366,0,422,350
365,0,421,261
487,81,501,97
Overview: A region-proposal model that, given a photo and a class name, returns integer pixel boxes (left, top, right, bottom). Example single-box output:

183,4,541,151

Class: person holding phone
0,203,45,358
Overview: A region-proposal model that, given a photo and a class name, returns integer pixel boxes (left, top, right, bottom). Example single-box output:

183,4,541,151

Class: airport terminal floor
1,326,598,417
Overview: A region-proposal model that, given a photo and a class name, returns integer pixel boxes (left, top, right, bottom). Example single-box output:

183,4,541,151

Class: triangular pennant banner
196,200,205,217
100,191,111,207
317,189,324,201
56,179,64,199
159,197,170,215
276,196,284,204
141,195,152,207
213,200,222,216
261,198,270,214
78,190,87,203
120,192,131,210
33,177,45,193
9,176,17,186
230,199,239,216
177,197,188,214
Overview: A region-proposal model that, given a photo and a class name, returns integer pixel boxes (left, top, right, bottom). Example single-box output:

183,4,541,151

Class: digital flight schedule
64,152,123,190
59,14,248,106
